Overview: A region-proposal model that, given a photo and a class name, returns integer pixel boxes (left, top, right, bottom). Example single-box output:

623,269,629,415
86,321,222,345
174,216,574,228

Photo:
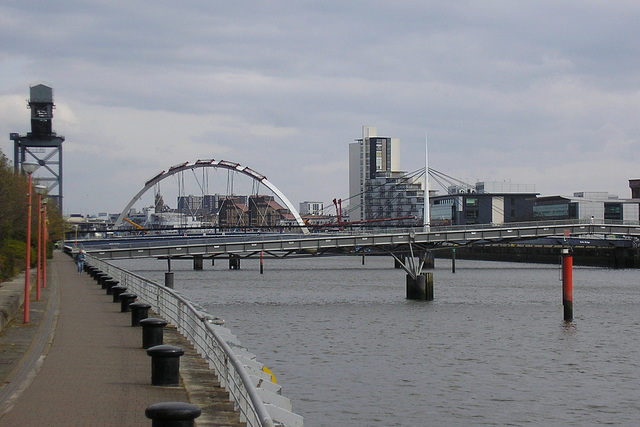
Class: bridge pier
165,272,174,289
229,254,241,270
421,251,435,269
394,255,405,269
193,255,203,270
406,273,433,301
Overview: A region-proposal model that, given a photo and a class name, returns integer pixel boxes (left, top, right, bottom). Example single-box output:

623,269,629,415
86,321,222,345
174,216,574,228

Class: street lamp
34,184,47,302
22,161,39,323
42,199,48,289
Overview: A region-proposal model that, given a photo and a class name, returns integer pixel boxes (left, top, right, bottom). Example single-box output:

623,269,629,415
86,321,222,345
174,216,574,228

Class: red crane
332,198,343,224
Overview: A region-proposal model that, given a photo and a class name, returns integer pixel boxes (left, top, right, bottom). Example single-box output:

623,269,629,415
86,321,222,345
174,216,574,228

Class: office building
533,191,639,222
430,181,538,226
348,126,423,224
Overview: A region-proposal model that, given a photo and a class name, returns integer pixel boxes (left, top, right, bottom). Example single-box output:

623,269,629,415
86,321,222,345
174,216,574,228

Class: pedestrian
77,250,86,274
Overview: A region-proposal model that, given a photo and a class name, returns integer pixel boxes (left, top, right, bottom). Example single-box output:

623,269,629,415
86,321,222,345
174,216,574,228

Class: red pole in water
562,248,573,322
260,251,264,274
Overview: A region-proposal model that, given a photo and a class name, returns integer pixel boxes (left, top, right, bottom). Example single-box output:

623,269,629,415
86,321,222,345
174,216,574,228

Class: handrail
86,254,277,427
79,219,640,252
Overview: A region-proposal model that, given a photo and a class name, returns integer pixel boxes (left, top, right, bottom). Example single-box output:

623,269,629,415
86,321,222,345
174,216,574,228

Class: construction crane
332,198,343,224
123,217,149,234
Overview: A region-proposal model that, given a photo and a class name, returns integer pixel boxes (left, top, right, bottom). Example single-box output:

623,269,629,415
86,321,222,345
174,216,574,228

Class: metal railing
87,255,276,427
79,219,640,251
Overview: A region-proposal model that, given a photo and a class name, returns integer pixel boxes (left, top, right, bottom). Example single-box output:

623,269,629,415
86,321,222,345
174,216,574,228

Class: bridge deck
83,221,640,260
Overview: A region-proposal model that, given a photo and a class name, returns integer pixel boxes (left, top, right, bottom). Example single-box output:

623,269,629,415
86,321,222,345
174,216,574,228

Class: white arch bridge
114,159,309,233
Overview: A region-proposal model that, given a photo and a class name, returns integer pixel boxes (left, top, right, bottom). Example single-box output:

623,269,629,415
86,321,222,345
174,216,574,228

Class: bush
0,239,31,282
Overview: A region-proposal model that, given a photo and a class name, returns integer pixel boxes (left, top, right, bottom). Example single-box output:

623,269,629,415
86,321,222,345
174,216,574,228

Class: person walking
76,250,86,274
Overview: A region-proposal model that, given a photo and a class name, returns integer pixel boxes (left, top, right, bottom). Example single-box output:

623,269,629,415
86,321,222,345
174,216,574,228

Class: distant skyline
2,2,639,215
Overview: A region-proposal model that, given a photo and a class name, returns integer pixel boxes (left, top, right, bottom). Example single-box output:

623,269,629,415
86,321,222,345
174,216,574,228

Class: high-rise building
348,126,423,224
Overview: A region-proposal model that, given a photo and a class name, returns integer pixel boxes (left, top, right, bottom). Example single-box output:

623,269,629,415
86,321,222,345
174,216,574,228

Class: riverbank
435,241,640,268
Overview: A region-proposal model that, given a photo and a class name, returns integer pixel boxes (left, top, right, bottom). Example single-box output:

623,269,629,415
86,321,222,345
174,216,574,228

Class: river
113,255,640,426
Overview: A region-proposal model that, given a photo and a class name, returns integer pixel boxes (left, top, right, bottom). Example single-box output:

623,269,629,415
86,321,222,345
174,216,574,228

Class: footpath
0,251,245,426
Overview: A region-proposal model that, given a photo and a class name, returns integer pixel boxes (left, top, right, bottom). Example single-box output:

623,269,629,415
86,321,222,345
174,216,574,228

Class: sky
1,1,639,216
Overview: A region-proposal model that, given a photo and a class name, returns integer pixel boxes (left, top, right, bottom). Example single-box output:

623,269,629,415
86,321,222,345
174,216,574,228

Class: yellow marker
262,366,277,384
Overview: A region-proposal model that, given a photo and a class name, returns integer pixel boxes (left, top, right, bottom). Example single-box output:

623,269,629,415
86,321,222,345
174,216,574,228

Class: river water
114,256,640,426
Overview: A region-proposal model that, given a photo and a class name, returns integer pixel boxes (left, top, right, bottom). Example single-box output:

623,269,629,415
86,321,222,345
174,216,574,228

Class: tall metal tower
10,84,65,212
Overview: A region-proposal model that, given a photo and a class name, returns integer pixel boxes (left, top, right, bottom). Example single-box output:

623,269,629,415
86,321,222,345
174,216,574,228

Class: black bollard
111,285,127,303
95,272,108,285
140,318,168,349
130,302,152,326
99,275,113,289
147,345,185,387
145,402,201,427
119,292,137,312
105,278,119,295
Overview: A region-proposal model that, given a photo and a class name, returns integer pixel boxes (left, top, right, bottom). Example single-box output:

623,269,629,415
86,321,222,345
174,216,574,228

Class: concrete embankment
435,243,640,268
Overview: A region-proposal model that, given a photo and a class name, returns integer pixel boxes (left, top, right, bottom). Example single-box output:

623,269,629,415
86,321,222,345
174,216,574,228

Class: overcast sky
2,1,639,216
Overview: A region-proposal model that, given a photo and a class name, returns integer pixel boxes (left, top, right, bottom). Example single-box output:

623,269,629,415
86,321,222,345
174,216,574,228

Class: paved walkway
0,251,244,426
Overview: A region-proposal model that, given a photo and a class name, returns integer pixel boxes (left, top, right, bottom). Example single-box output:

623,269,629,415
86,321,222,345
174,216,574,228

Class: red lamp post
22,161,39,324
42,199,48,289
34,185,47,301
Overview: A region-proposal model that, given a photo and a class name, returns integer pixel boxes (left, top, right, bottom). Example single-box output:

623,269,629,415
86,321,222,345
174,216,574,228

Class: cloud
1,1,640,215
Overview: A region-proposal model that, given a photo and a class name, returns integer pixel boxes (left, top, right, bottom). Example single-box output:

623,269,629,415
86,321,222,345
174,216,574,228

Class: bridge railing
85,254,279,427
78,219,640,255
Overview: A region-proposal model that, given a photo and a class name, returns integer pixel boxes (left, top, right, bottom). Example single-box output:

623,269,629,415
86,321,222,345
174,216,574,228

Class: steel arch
115,159,309,233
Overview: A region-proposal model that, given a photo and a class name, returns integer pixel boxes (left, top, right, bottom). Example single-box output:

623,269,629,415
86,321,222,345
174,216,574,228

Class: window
604,203,622,220
466,197,478,207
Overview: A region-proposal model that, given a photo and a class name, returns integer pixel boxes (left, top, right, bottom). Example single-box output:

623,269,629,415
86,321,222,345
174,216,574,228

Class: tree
0,148,64,282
